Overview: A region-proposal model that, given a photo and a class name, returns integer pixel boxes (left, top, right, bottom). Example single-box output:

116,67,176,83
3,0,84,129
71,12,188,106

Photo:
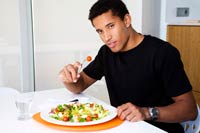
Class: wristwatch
148,107,159,121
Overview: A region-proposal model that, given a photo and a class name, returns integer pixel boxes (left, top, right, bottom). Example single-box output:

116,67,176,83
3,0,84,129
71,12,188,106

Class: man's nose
104,31,111,42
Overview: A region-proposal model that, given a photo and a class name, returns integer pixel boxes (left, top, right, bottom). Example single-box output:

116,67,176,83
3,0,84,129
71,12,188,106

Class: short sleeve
154,43,192,97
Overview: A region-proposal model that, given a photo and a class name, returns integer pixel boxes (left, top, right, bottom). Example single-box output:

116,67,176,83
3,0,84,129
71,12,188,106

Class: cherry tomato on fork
86,56,92,62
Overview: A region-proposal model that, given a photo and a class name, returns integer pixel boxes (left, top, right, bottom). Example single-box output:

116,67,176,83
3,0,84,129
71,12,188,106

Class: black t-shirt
83,35,191,132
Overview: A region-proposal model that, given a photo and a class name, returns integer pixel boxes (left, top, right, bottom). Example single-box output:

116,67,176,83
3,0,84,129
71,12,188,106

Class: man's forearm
156,102,197,123
142,92,197,123
156,92,197,123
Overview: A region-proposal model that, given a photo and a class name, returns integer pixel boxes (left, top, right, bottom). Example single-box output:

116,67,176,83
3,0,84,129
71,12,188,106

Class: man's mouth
107,41,117,48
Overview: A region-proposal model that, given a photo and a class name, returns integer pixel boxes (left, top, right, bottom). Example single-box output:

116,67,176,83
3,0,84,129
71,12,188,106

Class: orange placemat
32,112,123,131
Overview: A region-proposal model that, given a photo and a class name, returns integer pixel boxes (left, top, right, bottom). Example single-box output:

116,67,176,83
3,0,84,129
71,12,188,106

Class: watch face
152,108,157,114
149,107,159,121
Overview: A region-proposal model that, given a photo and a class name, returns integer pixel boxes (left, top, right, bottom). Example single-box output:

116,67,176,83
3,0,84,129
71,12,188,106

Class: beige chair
181,105,200,133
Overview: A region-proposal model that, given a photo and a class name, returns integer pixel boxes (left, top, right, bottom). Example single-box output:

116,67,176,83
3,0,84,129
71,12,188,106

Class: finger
58,72,67,82
59,67,73,83
117,102,132,116
129,108,145,122
117,103,131,119
130,114,143,122
58,67,70,82
130,117,140,122
74,62,81,77
64,65,78,83
119,108,132,120
117,104,127,117
74,61,81,68
126,112,136,121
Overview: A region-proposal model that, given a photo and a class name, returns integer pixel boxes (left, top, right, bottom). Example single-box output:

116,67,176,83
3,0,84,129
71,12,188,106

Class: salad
49,102,109,122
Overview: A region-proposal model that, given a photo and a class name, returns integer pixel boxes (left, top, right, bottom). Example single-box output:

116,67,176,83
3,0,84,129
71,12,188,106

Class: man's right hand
59,62,82,83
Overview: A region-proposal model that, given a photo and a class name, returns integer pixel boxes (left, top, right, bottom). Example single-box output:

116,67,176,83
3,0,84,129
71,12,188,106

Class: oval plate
40,102,117,126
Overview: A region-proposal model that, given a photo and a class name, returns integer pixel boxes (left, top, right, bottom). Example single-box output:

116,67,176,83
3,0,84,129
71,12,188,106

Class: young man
59,0,197,132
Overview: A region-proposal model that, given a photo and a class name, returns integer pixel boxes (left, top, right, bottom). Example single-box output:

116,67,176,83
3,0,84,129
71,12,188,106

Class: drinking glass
15,92,34,120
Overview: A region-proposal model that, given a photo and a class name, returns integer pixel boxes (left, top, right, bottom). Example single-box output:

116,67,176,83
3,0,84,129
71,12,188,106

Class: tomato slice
90,103,94,108
93,114,98,118
86,116,92,121
63,116,69,121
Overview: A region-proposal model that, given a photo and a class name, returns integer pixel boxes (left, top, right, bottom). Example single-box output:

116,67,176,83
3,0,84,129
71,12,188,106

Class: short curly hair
88,0,129,22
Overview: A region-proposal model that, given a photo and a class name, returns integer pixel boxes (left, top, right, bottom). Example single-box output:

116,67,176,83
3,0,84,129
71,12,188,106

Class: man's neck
128,28,144,50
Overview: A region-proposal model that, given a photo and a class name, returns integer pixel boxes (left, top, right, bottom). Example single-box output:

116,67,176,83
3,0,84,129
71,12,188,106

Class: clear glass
15,92,34,120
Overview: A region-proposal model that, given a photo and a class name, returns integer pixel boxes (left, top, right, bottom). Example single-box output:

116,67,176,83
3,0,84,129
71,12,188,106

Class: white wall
0,0,21,89
123,0,143,33
124,0,161,38
33,0,101,48
142,0,161,37
159,0,200,40
33,0,146,47
32,0,101,91
166,0,200,24
160,0,167,40
0,0,20,46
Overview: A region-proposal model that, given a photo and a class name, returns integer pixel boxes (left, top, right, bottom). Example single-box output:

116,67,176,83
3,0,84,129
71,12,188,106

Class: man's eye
108,24,114,29
97,30,103,34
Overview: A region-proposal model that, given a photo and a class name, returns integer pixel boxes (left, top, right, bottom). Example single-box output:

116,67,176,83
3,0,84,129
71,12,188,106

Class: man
59,0,197,132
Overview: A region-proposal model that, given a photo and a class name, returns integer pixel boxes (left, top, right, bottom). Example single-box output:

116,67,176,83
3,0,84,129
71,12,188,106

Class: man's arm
117,91,198,123
156,91,197,123
59,62,96,93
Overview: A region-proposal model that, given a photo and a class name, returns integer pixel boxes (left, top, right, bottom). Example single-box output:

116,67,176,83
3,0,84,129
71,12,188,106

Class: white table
0,88,167,133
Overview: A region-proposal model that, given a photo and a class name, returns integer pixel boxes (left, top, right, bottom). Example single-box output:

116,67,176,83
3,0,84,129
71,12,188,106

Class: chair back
181,104,200,133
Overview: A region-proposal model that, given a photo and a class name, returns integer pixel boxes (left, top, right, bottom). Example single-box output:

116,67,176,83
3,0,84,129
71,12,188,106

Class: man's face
92,10,131,52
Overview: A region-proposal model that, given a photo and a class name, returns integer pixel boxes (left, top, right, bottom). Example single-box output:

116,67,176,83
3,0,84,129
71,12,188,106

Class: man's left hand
117,102,150,122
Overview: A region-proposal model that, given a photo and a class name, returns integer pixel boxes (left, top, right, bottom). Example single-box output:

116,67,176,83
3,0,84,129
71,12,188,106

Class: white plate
40,102,117,126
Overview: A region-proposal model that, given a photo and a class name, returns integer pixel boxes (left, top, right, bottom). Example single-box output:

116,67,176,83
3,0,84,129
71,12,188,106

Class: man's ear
124,14,131,28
